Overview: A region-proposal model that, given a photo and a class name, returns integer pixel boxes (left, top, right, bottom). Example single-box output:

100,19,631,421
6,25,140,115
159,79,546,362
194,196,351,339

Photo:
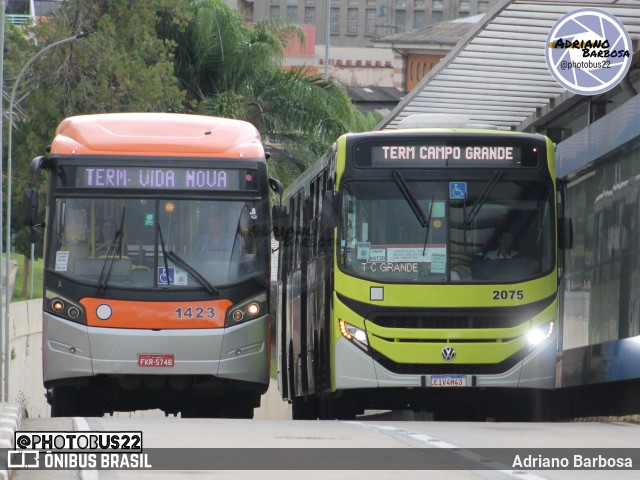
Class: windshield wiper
167,250,218,297
464,170,503,225
157,223,218,296
392,171,430,228
463,196,468,253
97,208,126,295
392,171,435,255
423,194,435,255
157,223,172,286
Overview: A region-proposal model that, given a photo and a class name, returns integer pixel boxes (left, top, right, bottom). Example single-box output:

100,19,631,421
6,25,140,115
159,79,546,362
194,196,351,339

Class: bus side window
290,194,297,269
62,208,88,246
59,208,91,270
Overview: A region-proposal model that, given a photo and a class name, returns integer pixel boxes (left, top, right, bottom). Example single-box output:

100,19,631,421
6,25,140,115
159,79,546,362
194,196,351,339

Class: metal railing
6,14,34,25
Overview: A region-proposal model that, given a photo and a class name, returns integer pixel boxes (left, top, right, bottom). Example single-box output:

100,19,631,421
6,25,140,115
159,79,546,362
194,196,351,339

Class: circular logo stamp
545,8,632,95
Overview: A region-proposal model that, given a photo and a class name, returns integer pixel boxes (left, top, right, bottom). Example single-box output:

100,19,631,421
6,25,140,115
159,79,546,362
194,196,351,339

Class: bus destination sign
75,166,242,191
373,144,523,162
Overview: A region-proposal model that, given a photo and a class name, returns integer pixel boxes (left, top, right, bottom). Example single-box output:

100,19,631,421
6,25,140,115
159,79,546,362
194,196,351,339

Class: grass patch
10,253,44,302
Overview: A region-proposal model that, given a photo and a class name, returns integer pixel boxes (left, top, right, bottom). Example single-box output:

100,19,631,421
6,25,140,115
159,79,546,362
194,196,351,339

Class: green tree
158,0,376,187
4,0,381,286
158,3,303,108
4,0,188,264
198,67,359,187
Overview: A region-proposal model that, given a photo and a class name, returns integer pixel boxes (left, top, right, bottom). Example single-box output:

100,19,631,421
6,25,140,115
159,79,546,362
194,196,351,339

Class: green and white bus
273,117,570,420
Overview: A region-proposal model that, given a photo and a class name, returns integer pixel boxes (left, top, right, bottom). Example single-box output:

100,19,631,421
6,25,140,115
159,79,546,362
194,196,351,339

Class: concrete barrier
7,299,48,419
0,256,17,305
0,284,30,480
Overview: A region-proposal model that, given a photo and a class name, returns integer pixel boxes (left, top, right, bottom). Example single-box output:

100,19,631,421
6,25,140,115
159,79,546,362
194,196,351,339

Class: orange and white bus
27,113,280,418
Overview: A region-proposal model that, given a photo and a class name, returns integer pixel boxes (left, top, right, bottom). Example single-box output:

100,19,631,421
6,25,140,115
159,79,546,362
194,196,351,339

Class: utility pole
324,0,330,80
4,32,90,401
0,0,6,403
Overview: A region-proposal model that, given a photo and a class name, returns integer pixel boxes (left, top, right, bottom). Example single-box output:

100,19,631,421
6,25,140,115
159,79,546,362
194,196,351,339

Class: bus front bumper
334,335,556,390
42,312,269,386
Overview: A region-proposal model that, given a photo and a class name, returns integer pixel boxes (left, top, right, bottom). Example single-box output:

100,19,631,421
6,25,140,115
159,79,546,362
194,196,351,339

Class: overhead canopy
378,0,640,131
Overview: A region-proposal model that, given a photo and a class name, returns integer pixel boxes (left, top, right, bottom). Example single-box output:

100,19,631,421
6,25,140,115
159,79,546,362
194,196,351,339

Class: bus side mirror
30,155,48,173
271,205,289,241
23,188,39,227
558,217,573,250
268,177,284,202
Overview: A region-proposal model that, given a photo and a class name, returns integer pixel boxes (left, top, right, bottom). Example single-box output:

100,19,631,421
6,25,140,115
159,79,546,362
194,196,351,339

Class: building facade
250,1,496,48
374,15,477,91
235,1,497,93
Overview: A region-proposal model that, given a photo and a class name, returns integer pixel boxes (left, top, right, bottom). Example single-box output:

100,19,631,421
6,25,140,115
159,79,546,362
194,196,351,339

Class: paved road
12,415,640,479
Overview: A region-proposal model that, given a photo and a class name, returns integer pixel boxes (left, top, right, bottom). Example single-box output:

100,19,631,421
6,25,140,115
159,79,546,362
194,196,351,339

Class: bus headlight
339,320,368,346
225,292,267,327
527,322,554,346
44,289,86,324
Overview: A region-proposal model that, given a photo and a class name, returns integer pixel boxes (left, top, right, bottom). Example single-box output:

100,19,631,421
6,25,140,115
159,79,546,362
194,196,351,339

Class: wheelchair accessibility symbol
158,267,175,285
449,182,467,199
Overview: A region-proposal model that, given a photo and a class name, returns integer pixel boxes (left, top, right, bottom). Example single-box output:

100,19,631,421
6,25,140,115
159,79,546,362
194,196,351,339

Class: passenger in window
384,204,411,244
60,208,90,270
63,208,88,247
95,218,118,256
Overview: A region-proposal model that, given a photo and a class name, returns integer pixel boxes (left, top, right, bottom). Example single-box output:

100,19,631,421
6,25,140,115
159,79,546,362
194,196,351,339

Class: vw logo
441,346,456,362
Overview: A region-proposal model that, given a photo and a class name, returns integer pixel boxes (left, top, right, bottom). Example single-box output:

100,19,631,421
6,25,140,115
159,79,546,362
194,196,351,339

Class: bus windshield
48,197,266,290
339,178,554,283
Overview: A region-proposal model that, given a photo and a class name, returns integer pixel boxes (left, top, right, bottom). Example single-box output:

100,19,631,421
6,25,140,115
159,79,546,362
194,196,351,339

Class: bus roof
50,113,265,159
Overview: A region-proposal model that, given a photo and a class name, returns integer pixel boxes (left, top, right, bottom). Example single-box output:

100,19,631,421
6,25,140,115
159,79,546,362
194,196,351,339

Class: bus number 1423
492,290,524,300
174,306,215,319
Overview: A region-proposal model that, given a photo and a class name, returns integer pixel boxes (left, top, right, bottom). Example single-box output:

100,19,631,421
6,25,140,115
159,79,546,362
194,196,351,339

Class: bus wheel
225,402,254,419
181,400,224,418
222,394,255,419
180,407,202,418
288,343,296,400
319,397,355,420
530,389,554,422
51,386,79,417
291,396,318,420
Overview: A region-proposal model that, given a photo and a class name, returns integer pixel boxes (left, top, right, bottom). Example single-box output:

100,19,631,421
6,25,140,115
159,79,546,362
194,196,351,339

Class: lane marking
72,416,91,433
349,421,550,480
72,417,98,480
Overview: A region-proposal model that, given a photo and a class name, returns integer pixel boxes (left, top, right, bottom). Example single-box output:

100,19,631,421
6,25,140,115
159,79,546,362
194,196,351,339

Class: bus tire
225,396,255,419
319,397,355,420
288,342,296,399
279,327,289,401
51,386,79,417
318,329,329,390
180,407,202,418
530,389,554,422
225,404,254,419
181,399,224,418
291,396,318,420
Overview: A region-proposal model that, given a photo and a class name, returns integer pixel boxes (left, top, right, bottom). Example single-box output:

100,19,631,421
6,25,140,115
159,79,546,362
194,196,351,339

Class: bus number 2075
492,290,524,300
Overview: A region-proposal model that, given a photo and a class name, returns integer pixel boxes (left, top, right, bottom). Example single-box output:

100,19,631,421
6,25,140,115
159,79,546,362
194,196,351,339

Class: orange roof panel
51,113,265,159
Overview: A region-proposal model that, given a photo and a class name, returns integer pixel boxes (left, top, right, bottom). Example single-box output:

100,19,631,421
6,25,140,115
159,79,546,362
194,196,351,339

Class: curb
0,403,24,480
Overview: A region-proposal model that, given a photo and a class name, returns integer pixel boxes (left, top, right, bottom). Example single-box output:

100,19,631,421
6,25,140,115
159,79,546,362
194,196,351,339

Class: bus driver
484,231,518,260
193,209,236,252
